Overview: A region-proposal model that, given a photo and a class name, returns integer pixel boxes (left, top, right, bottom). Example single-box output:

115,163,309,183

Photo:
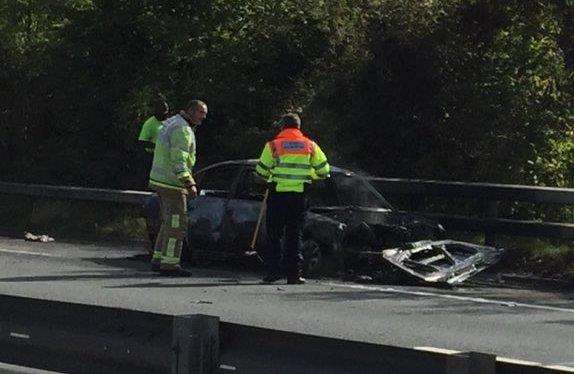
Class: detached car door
188,164,242,259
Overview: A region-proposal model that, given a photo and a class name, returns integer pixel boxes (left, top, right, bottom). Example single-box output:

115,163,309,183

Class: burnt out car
146,160,503,284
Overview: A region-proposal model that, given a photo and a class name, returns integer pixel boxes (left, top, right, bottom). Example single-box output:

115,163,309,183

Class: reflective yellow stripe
171,214,180,229
149,178,186,191
161,256,180,265
167,238,177,258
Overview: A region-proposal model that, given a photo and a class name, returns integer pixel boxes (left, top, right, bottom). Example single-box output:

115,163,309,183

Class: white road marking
416,349,574,370
323,282,574,314
496,357,541,365
0,248,58,257
414,346,460,354
544,365,574,372
0,362,63,374
10,332,30,339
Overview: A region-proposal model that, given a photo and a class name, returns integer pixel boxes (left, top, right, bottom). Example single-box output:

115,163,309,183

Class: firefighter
255,113,330,284
138,95,169,156
138,95,169,251
149,99,208,276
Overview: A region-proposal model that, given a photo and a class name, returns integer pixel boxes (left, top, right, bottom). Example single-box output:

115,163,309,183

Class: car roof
197,159,352,175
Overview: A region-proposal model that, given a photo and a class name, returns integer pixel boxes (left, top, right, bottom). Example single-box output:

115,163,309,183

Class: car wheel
303,239,324,278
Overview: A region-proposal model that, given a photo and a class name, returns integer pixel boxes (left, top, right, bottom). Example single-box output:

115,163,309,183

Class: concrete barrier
1,294,572,374
0,295,219,374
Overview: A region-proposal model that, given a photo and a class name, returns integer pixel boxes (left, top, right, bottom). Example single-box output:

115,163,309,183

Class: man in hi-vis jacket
149,100,207,276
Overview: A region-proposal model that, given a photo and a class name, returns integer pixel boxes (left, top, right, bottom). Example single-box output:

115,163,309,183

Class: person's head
184,99,208,125
280,113,301,129
152,97,169,121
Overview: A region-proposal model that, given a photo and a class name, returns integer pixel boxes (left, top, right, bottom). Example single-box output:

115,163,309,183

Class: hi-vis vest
256,128,330,192
149,114,196,191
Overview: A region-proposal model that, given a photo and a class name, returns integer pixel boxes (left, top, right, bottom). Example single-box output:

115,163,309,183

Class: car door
188,164,242,259
218,165,268,256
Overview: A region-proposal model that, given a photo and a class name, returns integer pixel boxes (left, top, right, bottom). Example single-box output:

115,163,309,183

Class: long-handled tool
244,189,269,263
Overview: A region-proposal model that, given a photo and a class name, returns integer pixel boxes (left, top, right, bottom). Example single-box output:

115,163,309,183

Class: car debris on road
24,232,55,243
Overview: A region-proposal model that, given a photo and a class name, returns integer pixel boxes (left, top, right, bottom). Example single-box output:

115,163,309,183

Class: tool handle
249,189,269,250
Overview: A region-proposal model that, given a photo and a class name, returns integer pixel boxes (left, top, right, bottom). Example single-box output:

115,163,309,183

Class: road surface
0,236,572,369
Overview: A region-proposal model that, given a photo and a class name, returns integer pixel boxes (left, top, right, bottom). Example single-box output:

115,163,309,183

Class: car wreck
147,160,503,285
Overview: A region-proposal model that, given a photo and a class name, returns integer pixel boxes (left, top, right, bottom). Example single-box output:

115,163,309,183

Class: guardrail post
482,200,499,246
172,315,220,374
467,352,496,374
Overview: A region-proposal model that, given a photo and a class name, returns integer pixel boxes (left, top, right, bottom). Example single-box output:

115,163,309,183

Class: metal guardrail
1,294,572,374
2,179,574,241
369,177,574,241
0,182,153,206
369,178,574,204
0,295,218,374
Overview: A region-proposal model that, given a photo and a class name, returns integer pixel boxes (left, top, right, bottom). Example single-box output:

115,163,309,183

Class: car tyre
302,239,325,278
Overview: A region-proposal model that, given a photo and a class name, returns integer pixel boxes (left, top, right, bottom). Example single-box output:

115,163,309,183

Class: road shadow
103,280,263,289
0,271,162,283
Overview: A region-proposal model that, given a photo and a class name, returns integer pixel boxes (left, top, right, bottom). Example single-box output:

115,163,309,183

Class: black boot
287,270,306,285
287,276,306,285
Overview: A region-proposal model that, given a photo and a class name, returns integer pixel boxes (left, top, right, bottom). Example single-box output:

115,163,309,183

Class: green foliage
0,0,572,190
497,236,574,281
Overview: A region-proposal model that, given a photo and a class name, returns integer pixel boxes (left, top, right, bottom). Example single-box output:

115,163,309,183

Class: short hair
152,98,169,120
280,113,301,128
186,99,207,113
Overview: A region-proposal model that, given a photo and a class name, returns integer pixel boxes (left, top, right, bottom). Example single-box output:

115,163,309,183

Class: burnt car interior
234,168,267,201
196,164,240,198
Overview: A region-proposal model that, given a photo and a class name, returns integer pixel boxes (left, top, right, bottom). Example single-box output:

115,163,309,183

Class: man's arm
310,142,330,179
255,143,276,179
138,118,155,153
170,127,196,188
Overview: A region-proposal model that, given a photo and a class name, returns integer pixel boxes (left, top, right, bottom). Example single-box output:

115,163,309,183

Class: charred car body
147,160,503,285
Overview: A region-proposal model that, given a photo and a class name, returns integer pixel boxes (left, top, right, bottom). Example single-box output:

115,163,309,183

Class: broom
244,189,269,263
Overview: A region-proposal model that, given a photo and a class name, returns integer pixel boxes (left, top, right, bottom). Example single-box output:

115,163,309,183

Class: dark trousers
265,191,306,277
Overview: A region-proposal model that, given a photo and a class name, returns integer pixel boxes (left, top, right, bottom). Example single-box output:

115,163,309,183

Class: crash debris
24,232,55,242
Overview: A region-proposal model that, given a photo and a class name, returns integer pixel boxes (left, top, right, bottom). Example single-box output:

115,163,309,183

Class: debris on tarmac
24,232,55,242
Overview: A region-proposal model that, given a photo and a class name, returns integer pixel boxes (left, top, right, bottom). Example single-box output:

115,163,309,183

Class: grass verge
450,230,574,283
0,194,148,244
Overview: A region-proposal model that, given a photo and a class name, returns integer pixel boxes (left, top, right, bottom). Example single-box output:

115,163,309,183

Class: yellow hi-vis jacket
149,114,196,192
256,128,330,193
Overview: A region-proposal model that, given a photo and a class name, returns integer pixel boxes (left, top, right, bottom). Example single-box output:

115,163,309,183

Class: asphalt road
0,236,572,369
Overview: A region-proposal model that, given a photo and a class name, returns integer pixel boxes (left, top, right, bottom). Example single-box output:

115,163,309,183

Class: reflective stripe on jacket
256,128,330,193
149,114,196,191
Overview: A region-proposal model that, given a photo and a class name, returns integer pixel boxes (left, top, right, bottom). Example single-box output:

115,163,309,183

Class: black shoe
261,274,283,284
287,276,306,285
160,265,192,277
